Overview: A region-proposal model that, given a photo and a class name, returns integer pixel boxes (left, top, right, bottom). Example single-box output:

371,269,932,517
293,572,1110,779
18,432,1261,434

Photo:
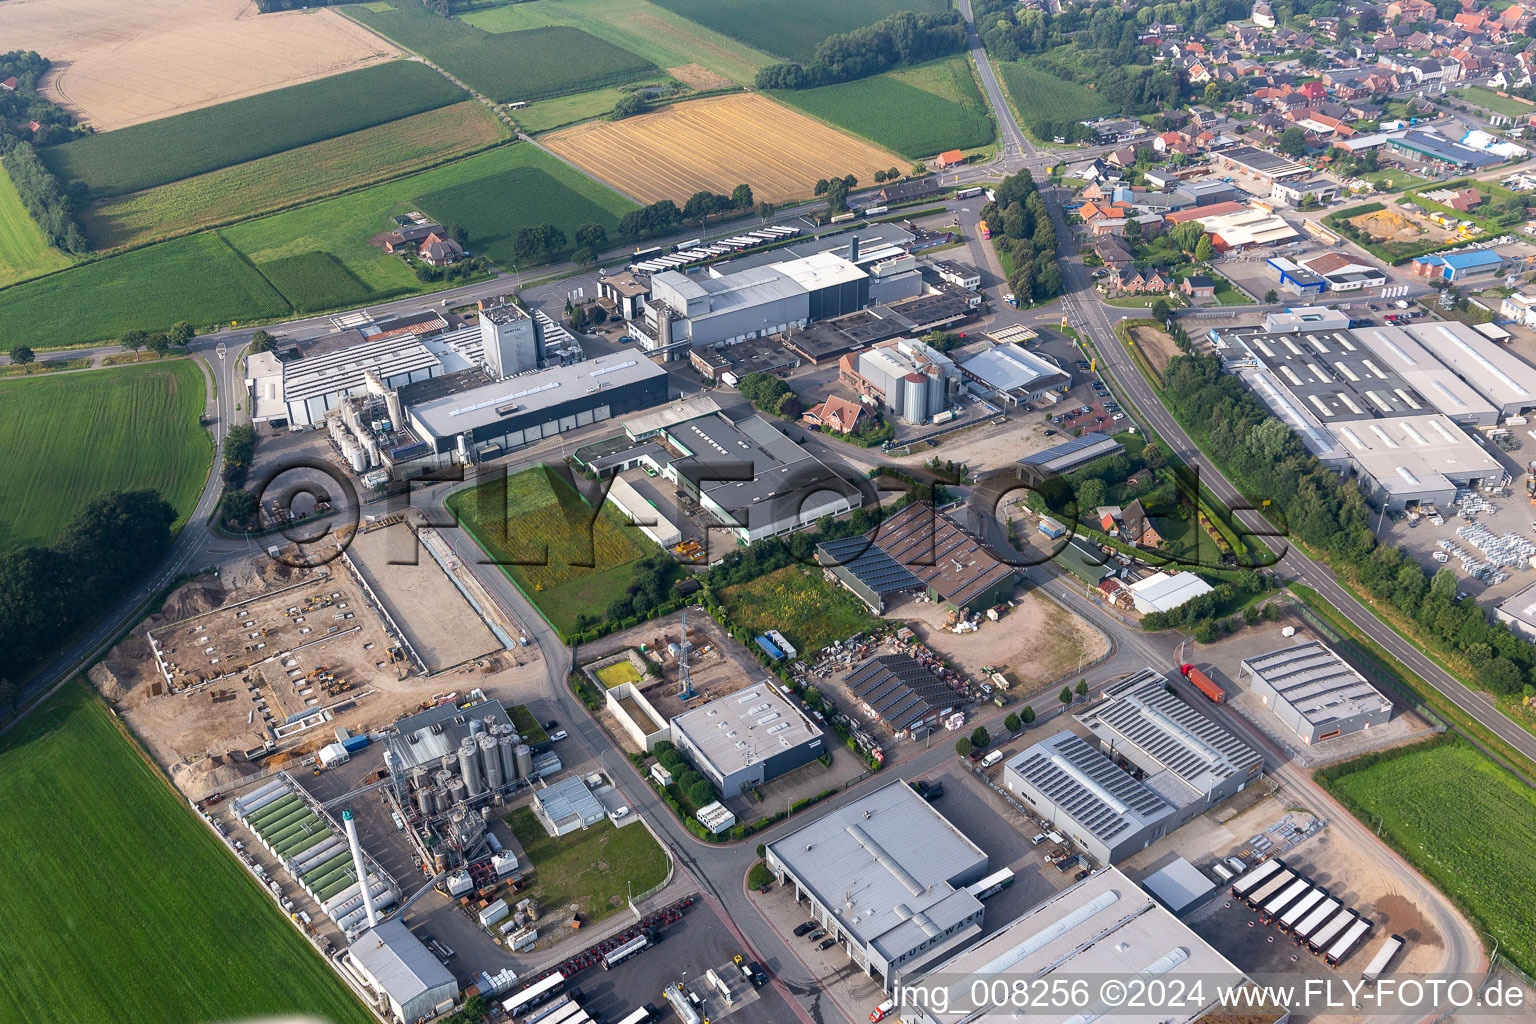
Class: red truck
1180,664,1226,704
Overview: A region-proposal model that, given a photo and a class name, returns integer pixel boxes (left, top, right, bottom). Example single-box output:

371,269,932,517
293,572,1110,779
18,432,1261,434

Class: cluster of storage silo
232,779,397,931
328,396,388,475
408,716,530,820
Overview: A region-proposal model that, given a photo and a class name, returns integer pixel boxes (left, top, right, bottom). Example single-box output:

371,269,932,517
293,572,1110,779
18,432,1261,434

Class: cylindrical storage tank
498,733,517,782
349,443,368,473
469,718,484,737
432,785,449,816
385,390,403,430
926,364,945,412
902,373,929,424
480,734,503,790
514,743,533,779
433,848,449,871
457,738,481,794
415,785,434,817
448,776,468,805
362,435,380,467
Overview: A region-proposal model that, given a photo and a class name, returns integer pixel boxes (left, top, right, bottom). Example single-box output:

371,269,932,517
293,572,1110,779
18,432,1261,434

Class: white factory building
1495,580,1536,640
764,780,990,990
669,684,824,797
896,868,1250,1024
1400,319,1536,419
247,327,445,427
840,336,957,424
1329,413,1504,509
1349,324,1498,426
957,343,1072,406
347,920,459,1023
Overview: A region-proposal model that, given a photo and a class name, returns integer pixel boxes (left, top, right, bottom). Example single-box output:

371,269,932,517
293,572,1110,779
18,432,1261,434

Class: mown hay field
0,683,373,1024
460,0,773,85
997,59,1115,135
1319,736,1536,977
347,0,657,103
447,466,654,634
43,61,465,198
543,93,898,204
0,169,71,288
12,0,398,131
775,55,993,158
81,101,509,251
719,564,878,656
0,232,290,349
653,0,949,62
0,359,210,551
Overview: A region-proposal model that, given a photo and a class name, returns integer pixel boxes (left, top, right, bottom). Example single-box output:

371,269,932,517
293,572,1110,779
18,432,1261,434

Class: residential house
1121,498,1165,547
802,395,871,434
383,222,445,254
0,77,17,91
1106,144,1145,168
1094,235,1136,270
935,149,966,169
1181,274,1217,300
1386,0,1437,20
1252,0,1277,27
1111,267,1172,294
418,232,463,267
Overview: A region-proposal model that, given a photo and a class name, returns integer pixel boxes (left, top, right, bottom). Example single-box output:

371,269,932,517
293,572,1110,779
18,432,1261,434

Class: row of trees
736,370,802,418
980,169,1065,304
1,52,90,253
1161,352,1536,697
613,187,762,242
2,142,86,254
0,490,177,677
755,11,967,89
570,549,681,635
119,321,195,356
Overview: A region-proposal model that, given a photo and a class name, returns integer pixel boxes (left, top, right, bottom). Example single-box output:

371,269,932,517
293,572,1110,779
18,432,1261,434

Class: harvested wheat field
1,0,400,130
542,93,898,204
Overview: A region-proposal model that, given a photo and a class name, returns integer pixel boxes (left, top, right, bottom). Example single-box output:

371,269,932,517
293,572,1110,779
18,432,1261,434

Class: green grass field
997,59,1114,135
460,0,773,84
256,252,373,314
1319,736,1536,977
0,360,211,550
775,55,993,157
347,1,657,103
81,101,509,251
1454,85,1536,118
0,683,372,1024
506,807,668,924
651,0,950,62
1354,168,1432,192
0,232,290,349
719,564,879,655
596,661,644,688
513,86,631,132
448,465,654,634
416,164,628,264
0,168,71,287
42,62,465,198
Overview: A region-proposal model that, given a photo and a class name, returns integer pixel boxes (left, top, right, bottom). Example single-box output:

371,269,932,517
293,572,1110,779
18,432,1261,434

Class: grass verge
506,806,668,924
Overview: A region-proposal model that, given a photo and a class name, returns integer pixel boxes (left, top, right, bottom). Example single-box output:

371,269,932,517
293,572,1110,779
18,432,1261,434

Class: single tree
955,737,972,757
1075,679,1089,697
9,345,35,369
119,330,147,353
814,178,830,196
755,200,776,223
1004,712,1022,733
970,725,990,749
168,321,195,347
1277,126,1307,158
842,174,858,189
1059,686,1073,705
874,169,888,183
1150,298,1172,322
1141,442,1167,469
1020,705,1035,724
731,183,754,209
249,330,277,354
574,222,609,253
1194,234,1215,262
448,223,469,246
1264,289,1279,303
146,333,170,356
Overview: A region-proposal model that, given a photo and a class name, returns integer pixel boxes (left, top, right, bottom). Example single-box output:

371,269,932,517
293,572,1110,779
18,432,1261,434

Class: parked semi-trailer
1179,664,1226,703
1326,916,1374,966
1278,886,1328,934
1291,896,1341,945
1361,935,1405,984
1244,868,1296,910
1260,878,1313,924
1308,910,1358,955
1230,858,1282,900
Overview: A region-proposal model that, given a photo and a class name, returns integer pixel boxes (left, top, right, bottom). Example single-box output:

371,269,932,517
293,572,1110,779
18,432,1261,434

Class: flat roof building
1239,641,1392,743
1016,432,1125,479
251,329,445,427
532,775,607,836
1330,413,1505,509
844,653,962,735
1495,580,1536,640
1350,325,1498,426
764,780,989,990
957,344,1071,405
1214,146,1311,181
1125,572,1214,615
669,684,824,797
348,920,459,1023
1140,857,1216,915
1002,731,1176,865
1077,668,1263,816
1402,320,1536,417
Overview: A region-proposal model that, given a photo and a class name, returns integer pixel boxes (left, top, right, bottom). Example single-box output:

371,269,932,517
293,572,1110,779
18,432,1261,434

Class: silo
415,784,434,817
432,785,449,816
925,363,946,412
469,717,484,737
457,737,481,794
362,434,380,468
479,733,503,790
514,743,533,779
498,732,518,781
902,373,930,424
448,776,467,806
385,389,403,431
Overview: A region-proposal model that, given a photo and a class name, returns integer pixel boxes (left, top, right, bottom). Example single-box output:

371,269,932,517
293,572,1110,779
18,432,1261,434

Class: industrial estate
9,0,1536,1023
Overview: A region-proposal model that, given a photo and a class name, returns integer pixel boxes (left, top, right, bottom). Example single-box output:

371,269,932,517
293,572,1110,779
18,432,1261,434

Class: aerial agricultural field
0,170,71,288
653,0,951,62
43,62,466,198
998,60,1115,136
80,101,509,251
0,359,210,552
1319,736,1536,976
346,0,657,103
0,233,289,350
459,0,774,85
256,252,373,316
775,55,993,158
0,682,373,1024
543,94,898,204
447,465,655,635
6,0,399,131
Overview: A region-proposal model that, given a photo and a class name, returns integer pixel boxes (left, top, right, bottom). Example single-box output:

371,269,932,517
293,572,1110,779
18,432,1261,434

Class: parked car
748,961,768,986
871,1000,896,1022
545,720,559,730
794,921,816,936
1044,429,1057,436
819,937,839,951
549,730,569,742
809,929,826,942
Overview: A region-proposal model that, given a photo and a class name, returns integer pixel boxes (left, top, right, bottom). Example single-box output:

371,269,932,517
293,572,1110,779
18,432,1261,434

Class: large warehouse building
764,780,990,990
1349,325,1498,426
896,868,1250,1024
1002,731,1176,864
1239,641,1392,743
844,652,962,736
1016,432,1125,480
957,343,1072,406
1077,668,1263,819
1399,319,1536,419
347,920,459,1023
816,502,1016,614
670,683,824,797
839,336,958,424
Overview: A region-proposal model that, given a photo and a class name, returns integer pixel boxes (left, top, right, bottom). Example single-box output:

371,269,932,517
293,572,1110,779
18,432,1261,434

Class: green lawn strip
42,62,465,198
0,356,211,551
0,682,372,1024
0,165,72,287
506,807,668,924
1316,735,1536,977
1454,86,1536,118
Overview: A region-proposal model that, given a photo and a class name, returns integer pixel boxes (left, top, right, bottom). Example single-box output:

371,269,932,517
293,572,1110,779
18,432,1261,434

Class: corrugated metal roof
349,920,456,1006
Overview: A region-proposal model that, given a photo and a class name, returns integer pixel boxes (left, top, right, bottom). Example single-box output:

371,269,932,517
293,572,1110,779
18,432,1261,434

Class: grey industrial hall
1239,641,1392,743
764,779,989,990
669,683,824,797
347,920,459,1023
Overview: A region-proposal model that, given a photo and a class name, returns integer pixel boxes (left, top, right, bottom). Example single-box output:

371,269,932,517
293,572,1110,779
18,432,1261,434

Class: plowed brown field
541,93,898,204
3,0,399,130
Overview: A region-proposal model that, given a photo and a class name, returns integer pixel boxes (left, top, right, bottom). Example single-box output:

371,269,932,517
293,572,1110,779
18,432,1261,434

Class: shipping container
1180,664,1226,703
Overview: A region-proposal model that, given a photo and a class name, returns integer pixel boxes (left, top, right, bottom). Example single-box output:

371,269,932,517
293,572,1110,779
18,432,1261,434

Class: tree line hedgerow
754,11,967,89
